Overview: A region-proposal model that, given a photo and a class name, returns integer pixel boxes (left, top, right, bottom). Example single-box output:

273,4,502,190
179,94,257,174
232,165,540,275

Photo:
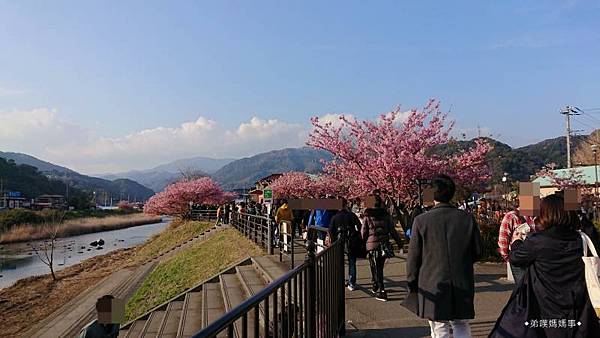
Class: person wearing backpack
330,198,365,291
361,194,402,301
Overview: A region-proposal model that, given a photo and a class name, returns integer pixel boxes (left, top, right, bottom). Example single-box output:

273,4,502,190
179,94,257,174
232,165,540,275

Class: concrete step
139,310,165,337
177,291,203,338
123,320,145,338
220,273,259,337
157,300,183,338
202,282,226,336
251,256,288,283
236,265,270,335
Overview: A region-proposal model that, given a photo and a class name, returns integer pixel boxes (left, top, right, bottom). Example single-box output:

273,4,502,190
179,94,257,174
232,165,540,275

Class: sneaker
372,285,379,294
347,283,356,291
375,291,388,302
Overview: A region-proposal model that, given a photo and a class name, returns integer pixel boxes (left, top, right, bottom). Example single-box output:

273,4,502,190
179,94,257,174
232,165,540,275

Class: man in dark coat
330,198,365,291
406,174,482,338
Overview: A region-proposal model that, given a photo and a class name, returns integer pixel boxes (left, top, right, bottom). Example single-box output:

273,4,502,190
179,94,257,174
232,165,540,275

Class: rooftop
532,165,600,187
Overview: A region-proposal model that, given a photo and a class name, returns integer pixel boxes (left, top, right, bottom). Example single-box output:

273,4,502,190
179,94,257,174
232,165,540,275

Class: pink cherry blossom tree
307,99,492,218
270,172,351,199
144,177,234,218
534,163,587,191
269,172,314,198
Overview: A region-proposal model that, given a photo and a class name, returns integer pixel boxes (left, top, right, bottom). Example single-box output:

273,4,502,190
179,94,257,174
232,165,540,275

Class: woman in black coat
489,194,600,338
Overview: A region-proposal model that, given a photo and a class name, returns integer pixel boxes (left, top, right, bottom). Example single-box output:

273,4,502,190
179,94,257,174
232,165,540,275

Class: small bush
0,209,43,231
478,221,503,262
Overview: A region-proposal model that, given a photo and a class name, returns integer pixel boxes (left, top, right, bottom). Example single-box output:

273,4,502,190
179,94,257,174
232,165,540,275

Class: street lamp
502,173,508,210
592,145,599,220
592,145,599,197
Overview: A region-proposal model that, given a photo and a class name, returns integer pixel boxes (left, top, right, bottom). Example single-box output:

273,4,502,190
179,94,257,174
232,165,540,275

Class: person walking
361,194,402,301
216,204,223,225
275,199,293,246
330,198,365,291
579,211,600,252
406,174,482,338
292,208,306,238
497,206,535,285
223,203,231,225
490,194,600,337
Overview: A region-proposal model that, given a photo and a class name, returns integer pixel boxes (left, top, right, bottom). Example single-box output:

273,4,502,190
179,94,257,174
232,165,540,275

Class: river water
0,219,170,289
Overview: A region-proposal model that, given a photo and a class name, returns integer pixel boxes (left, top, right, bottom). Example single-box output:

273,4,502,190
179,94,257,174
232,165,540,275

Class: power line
572,118,595,132
572,116,599,131
581,111,600,126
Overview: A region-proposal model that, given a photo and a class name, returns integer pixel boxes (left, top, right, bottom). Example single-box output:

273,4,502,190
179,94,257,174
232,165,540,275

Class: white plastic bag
580,231,600,317
506,261,515,283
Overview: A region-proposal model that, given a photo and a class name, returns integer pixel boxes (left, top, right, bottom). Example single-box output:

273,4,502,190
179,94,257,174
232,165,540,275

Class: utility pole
561,106,581,168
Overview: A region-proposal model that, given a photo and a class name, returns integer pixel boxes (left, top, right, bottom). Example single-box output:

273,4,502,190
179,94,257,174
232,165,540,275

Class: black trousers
367,249,386,292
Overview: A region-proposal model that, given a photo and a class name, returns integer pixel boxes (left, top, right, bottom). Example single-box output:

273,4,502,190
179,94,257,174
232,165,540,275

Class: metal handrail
192,260,310,338
230,211,275,254
192,238,345,338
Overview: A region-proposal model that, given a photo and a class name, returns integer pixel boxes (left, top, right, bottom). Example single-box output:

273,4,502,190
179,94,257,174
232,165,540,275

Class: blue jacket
308,209,334,228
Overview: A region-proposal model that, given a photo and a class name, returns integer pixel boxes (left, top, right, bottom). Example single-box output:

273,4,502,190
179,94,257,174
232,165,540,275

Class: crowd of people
212,174,600,338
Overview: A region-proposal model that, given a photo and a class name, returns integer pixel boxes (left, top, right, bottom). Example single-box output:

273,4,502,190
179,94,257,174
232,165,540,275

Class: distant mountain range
0,151,155,201
211,147,333,190
0,134,588,201
101,156,235,192
436,135,586,184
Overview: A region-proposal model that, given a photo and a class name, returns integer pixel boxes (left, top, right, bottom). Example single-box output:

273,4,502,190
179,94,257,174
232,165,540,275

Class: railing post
291,230,295,269
338,239,346,336
305,240,317,338
267,219,273,255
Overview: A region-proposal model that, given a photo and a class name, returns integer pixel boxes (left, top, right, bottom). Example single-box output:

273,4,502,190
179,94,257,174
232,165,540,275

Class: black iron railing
279,220,310,269
230,211,274,255
193,237,346,338
191,209,218,221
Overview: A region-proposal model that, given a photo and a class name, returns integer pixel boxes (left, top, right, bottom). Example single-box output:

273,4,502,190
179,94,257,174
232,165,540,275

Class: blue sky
1,1,599,174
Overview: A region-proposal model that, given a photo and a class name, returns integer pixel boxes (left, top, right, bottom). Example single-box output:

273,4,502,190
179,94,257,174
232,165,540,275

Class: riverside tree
269,172,351,199
144,177,235,219
307,99,492,220
30,211,65,281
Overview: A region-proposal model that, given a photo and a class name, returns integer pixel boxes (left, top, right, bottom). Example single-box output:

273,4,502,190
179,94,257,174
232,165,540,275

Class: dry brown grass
0,248,137,337
0,220,211,337
0,214,163,244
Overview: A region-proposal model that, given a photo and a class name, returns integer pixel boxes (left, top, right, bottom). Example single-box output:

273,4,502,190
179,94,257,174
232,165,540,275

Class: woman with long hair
490,193,600,338
360,194,402,302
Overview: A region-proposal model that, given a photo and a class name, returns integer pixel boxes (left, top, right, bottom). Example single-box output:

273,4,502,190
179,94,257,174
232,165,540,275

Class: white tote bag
579,231,600,317
506,262,515,283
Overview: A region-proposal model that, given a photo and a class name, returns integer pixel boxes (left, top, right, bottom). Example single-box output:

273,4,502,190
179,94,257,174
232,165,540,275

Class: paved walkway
345,254,512,338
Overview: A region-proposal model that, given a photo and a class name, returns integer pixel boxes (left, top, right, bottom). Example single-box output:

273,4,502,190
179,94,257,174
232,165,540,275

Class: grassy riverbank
130,219,214,264
0,213,163,244
0,220,212,337
0,247,136,337
125,228,263,320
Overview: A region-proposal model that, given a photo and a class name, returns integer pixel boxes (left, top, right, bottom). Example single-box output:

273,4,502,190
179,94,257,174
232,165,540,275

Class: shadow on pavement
347,326,431,337
475,274,514,293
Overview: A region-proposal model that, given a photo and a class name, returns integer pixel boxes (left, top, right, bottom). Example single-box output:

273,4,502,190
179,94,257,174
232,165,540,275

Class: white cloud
0,108,308,174
316,113,356,128
0,107,431,174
